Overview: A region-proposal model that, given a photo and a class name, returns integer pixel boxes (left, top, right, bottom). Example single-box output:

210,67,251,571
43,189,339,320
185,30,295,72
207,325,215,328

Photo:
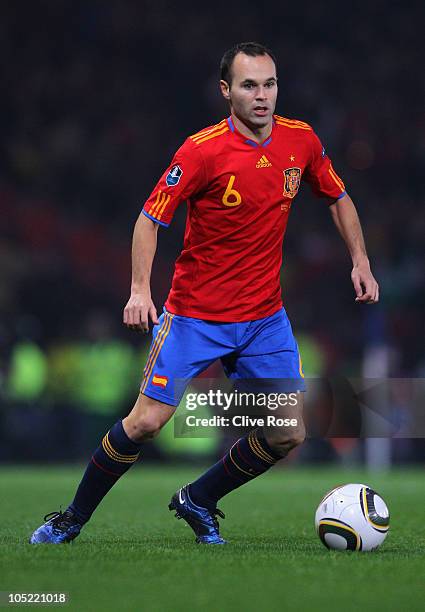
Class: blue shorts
140,307,305,406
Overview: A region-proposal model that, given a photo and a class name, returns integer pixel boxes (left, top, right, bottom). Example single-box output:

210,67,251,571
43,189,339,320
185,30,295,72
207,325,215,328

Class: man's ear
220,79,231,100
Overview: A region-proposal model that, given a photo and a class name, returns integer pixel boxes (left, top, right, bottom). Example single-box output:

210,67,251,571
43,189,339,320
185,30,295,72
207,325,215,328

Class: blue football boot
169,485,226,544
29,510,82,544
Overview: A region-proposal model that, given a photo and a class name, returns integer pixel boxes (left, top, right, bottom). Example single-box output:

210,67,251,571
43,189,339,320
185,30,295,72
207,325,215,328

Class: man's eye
243,83,254,89
265,82,275,88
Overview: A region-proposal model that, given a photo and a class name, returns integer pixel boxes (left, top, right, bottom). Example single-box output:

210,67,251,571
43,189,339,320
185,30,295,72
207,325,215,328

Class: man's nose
255,86,267,99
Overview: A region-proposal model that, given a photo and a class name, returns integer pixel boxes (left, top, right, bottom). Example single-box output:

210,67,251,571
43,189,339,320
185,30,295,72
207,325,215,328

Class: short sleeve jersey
142,115,346,322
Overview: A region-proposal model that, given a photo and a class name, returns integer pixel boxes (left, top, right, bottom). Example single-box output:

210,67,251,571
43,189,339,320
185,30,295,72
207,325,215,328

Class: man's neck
231,112,273,144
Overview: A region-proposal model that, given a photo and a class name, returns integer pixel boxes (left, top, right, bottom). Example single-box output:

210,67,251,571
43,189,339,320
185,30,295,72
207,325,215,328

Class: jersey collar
226,116,274,148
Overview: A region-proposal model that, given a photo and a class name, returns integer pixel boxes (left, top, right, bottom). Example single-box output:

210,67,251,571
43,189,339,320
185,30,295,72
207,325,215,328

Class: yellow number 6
222,175,242,207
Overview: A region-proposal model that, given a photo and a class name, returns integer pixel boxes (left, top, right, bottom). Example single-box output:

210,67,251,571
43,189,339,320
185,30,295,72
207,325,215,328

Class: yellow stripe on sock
247,433,271,463
102,437,139,464
102,434,140,463
102,441,138,464
248,431,276,464
252,431,276,463
105,432,139,461
229,446,256,477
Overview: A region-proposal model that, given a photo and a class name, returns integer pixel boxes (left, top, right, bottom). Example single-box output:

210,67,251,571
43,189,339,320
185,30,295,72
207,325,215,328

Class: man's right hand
123,291,159,333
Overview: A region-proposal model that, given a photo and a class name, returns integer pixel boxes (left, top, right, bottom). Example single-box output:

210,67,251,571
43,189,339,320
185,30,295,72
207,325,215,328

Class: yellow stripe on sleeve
274,116,311,128
190,120,227,141
192,126,229,144
148,191,164,216
328,165,345,191
275,120,312,131
156,194,171,220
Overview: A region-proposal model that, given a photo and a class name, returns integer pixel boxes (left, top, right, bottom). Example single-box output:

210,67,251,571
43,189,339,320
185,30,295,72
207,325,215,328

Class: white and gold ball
315,483,390,552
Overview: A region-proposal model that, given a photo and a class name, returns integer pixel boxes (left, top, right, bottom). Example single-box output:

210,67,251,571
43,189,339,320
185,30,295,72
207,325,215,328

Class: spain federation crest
283,167,301,199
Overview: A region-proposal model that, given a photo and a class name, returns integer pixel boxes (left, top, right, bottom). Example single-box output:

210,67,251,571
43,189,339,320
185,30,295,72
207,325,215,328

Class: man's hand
351,261,379,304
329,194,379,305
123,291,159,332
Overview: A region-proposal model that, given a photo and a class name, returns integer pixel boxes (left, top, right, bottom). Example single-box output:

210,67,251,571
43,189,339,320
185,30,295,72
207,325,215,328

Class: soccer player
30,42,379,545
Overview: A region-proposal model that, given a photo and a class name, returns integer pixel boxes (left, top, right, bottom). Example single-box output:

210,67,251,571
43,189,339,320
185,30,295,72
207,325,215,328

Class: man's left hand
351,262,379,304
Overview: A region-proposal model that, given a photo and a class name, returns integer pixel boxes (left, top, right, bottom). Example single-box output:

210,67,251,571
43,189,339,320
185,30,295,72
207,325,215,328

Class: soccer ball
315,483,390,552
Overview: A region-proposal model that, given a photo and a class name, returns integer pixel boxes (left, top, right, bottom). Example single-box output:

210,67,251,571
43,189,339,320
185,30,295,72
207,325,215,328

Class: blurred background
0,0,424,467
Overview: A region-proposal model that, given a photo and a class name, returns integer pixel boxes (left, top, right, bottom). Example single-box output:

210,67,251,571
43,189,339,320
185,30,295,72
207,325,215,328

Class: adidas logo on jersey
256,155,272,168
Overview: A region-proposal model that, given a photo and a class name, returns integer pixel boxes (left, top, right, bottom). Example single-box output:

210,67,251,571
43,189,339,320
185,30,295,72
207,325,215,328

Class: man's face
220,53,278,128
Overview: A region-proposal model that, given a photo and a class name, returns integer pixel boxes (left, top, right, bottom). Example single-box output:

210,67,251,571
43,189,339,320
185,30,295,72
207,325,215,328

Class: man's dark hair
220,42,277,85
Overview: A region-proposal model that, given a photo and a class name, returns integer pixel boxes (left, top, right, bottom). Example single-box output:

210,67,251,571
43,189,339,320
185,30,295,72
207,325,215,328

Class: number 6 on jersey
222,175,242,207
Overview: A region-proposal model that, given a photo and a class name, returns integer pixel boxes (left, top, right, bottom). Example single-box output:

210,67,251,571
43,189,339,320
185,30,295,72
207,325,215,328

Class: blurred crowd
0,1,424,460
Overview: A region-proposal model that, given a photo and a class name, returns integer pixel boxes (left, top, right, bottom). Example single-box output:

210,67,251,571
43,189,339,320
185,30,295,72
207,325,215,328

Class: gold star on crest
290,154,295,162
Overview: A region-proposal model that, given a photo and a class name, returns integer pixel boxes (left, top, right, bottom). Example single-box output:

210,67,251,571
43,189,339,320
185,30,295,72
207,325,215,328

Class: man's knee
265,423,306,457
123,393,175,443
127,414,163,441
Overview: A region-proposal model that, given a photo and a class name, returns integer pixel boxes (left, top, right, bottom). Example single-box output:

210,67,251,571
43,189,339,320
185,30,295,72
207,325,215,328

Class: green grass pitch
0,465,424,611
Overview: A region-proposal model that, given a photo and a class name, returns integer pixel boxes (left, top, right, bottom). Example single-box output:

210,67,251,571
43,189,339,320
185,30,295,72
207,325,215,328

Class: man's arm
328,193,379,304
123,138,207,332
123,213,160,332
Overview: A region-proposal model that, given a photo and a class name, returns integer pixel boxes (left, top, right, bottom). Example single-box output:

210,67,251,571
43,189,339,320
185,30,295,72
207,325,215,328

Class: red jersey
142,115,346,322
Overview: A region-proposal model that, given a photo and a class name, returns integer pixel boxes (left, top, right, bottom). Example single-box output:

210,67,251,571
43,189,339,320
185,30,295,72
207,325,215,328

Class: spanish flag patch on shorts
152,374,168,388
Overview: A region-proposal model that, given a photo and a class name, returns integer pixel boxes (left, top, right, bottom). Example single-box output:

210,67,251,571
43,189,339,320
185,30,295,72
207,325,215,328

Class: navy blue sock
68,420,141,524
189,429,282,510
